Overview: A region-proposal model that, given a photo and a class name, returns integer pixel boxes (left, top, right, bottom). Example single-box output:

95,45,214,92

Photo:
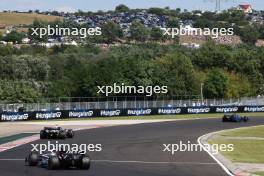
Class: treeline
0,31,26,44
0,42,263,103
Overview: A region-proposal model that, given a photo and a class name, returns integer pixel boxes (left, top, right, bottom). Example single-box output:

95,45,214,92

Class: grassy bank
255,172,264,176
209,139,264,163
0,12,63,33
221,125,264,138
209,125,264,163
0,12,62,26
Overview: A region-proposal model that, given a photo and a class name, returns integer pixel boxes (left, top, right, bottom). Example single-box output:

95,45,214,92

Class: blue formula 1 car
222,114,249,122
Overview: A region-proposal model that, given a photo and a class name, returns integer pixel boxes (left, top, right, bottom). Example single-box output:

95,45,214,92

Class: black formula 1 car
40,127,74,139
25,151,90,170
222,114,249,122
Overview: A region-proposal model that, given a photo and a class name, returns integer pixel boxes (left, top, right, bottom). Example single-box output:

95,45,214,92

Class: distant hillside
0,12,63,32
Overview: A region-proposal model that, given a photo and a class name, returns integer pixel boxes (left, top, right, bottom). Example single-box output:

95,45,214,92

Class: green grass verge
0,133,37,145
209,139,264,163
27,112,264,122
220,126,264,138
254,172,264,176
209,125,264,164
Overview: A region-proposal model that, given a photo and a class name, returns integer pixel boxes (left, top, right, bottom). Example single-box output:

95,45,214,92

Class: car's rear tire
59,132,67,139
80,156,90,170
26,152,39,166
48,156,60,170
243,116,249,122
67,130,74,138
40,130,45,139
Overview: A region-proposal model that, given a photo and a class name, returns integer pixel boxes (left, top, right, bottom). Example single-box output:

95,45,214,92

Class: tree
150,27,163,41
115,4,130,12
153,53,198,96
34,9,40,14
193,18,213,28
227,10,246,24
0,45,13,56
167,19,179,28
0,80,41,103
226,72,252,98
204,69,228,98
130,21,149,42
148,8,167,16
75,10,85,16
257,24,264,39
237,25,260,44
176,8,181,14
3,31,25,44
28,20,48,42
0,55,50,81
101,21,123,43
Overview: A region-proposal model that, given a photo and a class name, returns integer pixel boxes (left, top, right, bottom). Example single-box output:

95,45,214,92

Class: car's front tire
80,156,90,170
243,116,249,122
222,117,228,122
67,130,74,138
48,156,60,170
26,152,39,166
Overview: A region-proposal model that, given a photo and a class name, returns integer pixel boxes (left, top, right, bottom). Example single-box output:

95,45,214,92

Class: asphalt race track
0,117,264,176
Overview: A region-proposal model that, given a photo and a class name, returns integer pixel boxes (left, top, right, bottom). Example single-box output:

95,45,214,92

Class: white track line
198,134,234,176
198,125,264,176
92,160,218,165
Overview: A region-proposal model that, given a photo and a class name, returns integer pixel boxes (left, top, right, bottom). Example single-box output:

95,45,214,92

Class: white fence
1,96,264,112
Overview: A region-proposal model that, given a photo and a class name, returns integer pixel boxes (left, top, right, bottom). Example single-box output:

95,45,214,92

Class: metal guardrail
1,96,264,112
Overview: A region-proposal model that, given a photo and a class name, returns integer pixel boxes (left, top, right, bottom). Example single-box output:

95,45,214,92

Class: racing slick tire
80,156,91,170
48,156,60,170
26,152,39,166
243,116,249,122
67,130,74,138
58,132,67,139
40,130,46,139
222,116,228,122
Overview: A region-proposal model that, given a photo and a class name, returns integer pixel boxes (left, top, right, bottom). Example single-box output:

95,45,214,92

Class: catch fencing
1,96,264,112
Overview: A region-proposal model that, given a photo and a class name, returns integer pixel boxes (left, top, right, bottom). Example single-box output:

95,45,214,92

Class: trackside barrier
0,106,264,122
